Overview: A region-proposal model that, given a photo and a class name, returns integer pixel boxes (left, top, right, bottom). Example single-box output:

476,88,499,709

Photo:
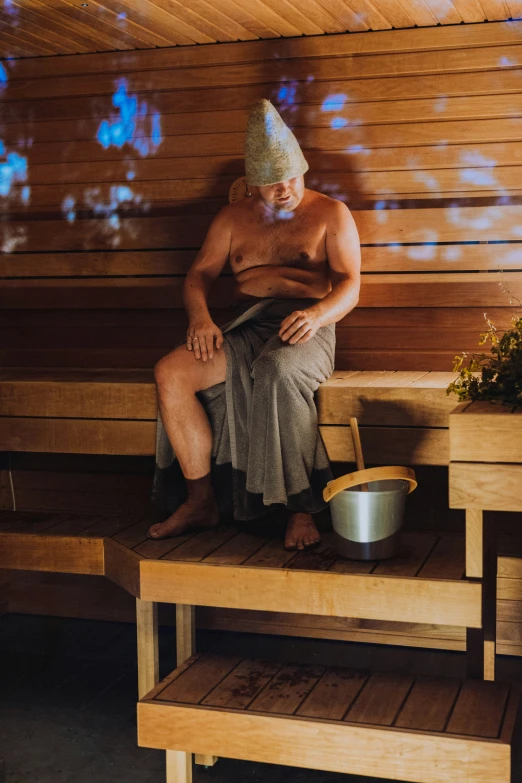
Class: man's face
256,175,305,213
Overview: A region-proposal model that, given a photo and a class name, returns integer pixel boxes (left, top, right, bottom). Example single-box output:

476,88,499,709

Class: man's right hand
186,318,224,361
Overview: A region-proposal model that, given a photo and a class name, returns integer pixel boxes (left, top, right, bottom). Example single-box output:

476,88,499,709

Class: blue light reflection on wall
0,63,7,91
322,94,347,112
0,61,31,250
96,79,162,156
0,149,29,196
61,77,162,243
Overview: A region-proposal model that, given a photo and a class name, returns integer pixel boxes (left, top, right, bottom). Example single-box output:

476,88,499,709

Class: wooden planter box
449,401,522,512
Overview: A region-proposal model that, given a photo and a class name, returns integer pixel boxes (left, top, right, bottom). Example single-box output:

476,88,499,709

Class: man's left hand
279,309,322,344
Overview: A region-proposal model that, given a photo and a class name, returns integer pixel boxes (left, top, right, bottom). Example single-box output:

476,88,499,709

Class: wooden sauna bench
0,367,459,462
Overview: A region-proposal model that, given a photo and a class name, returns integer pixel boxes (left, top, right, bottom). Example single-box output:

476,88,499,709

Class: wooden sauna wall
1,20,522,371
2,21,522,652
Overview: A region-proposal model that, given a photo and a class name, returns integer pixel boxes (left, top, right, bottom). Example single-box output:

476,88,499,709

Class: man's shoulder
305,188,349,210
304,188,351,218
214,198,252,222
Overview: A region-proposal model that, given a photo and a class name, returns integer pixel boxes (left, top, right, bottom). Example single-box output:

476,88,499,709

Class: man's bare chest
230,219,327,274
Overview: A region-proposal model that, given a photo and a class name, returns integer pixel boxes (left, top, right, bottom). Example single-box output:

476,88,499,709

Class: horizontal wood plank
2,208,522,254
137,699,512,783
2,244,522,278
2,272,521,309
7,44,522,101
449,404,522,463
0,532,104,574
450,463,522,512
138,559,482,627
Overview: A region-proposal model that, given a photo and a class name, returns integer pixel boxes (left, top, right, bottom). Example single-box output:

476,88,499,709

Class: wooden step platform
0,512,483,627
138,652,520,783
138,528,482,627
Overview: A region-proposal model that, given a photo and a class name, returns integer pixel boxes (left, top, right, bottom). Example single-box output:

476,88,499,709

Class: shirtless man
148,100,361,550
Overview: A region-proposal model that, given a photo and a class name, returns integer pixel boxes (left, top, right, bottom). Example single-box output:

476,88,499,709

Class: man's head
244,99,308,205
257,175,305,212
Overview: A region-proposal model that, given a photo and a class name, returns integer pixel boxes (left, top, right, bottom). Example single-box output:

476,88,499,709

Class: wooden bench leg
465,509,497,681
195,754,219,768
176,604,196,665
136,598,159,699
167,750,192,783
175,604,218,769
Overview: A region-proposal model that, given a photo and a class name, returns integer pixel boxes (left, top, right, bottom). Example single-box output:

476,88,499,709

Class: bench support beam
465,509,497,680
174,603,217,774
136,598,159,699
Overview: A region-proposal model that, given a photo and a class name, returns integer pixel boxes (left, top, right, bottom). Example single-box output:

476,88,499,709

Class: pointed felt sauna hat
244,99,309,187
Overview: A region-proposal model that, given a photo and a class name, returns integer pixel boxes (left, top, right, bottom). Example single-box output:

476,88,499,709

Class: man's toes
148,523,166,539
304,531,320,548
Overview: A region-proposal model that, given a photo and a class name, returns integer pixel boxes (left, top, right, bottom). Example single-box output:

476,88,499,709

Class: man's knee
154,348,188,394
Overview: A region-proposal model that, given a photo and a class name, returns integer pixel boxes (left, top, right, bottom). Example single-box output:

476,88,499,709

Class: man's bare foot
148,497,219,540
284,512,321,551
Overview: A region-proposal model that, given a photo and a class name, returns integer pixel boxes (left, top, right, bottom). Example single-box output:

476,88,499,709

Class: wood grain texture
4,16,522,68
450,463,522,512
136,597,159,700
0,532,104,574
138,558,482,627
138,651,517,782
104,538,142,598
138,699,513,783
449,402,522,464
346,672,414,726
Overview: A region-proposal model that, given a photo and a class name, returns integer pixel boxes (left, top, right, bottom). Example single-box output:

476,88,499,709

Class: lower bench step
138,653,520,783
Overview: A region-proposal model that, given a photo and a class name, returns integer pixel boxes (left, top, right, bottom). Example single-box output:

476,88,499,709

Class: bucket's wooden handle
323,465,417,503
349,417,369,491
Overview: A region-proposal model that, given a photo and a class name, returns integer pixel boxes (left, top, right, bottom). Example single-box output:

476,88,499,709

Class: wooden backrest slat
2,244,521,278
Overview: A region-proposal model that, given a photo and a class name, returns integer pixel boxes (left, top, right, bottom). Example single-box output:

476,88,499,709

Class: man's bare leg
284,512,321,551
148,345,227,540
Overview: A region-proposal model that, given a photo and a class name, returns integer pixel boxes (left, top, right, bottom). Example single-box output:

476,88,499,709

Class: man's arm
183,206,232,360
279,200,361,344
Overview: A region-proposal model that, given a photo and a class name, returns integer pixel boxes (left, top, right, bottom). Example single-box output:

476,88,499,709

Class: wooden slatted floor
0,510,466,577
0,509,464,571
138,652,520,783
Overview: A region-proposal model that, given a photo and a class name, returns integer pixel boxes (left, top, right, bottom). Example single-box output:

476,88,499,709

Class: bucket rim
338,481,410,497
323,465,417,503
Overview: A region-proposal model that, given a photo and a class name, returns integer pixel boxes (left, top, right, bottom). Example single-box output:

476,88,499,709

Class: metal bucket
329,478,409,560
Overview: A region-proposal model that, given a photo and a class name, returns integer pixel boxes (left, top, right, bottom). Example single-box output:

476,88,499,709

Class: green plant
446,312,522,407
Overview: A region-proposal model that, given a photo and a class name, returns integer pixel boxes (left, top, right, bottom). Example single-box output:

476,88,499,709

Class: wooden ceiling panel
314,0,369,32
478,0,510,20
282,0,346,34
66,0,189,47
0,9,78,55
8,0,128,53
423,0,463,23
0,0,520,59
450,0,487,22
394,1,439,27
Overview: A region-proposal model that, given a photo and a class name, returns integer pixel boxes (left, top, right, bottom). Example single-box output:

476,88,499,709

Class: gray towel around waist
153,297,336,521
